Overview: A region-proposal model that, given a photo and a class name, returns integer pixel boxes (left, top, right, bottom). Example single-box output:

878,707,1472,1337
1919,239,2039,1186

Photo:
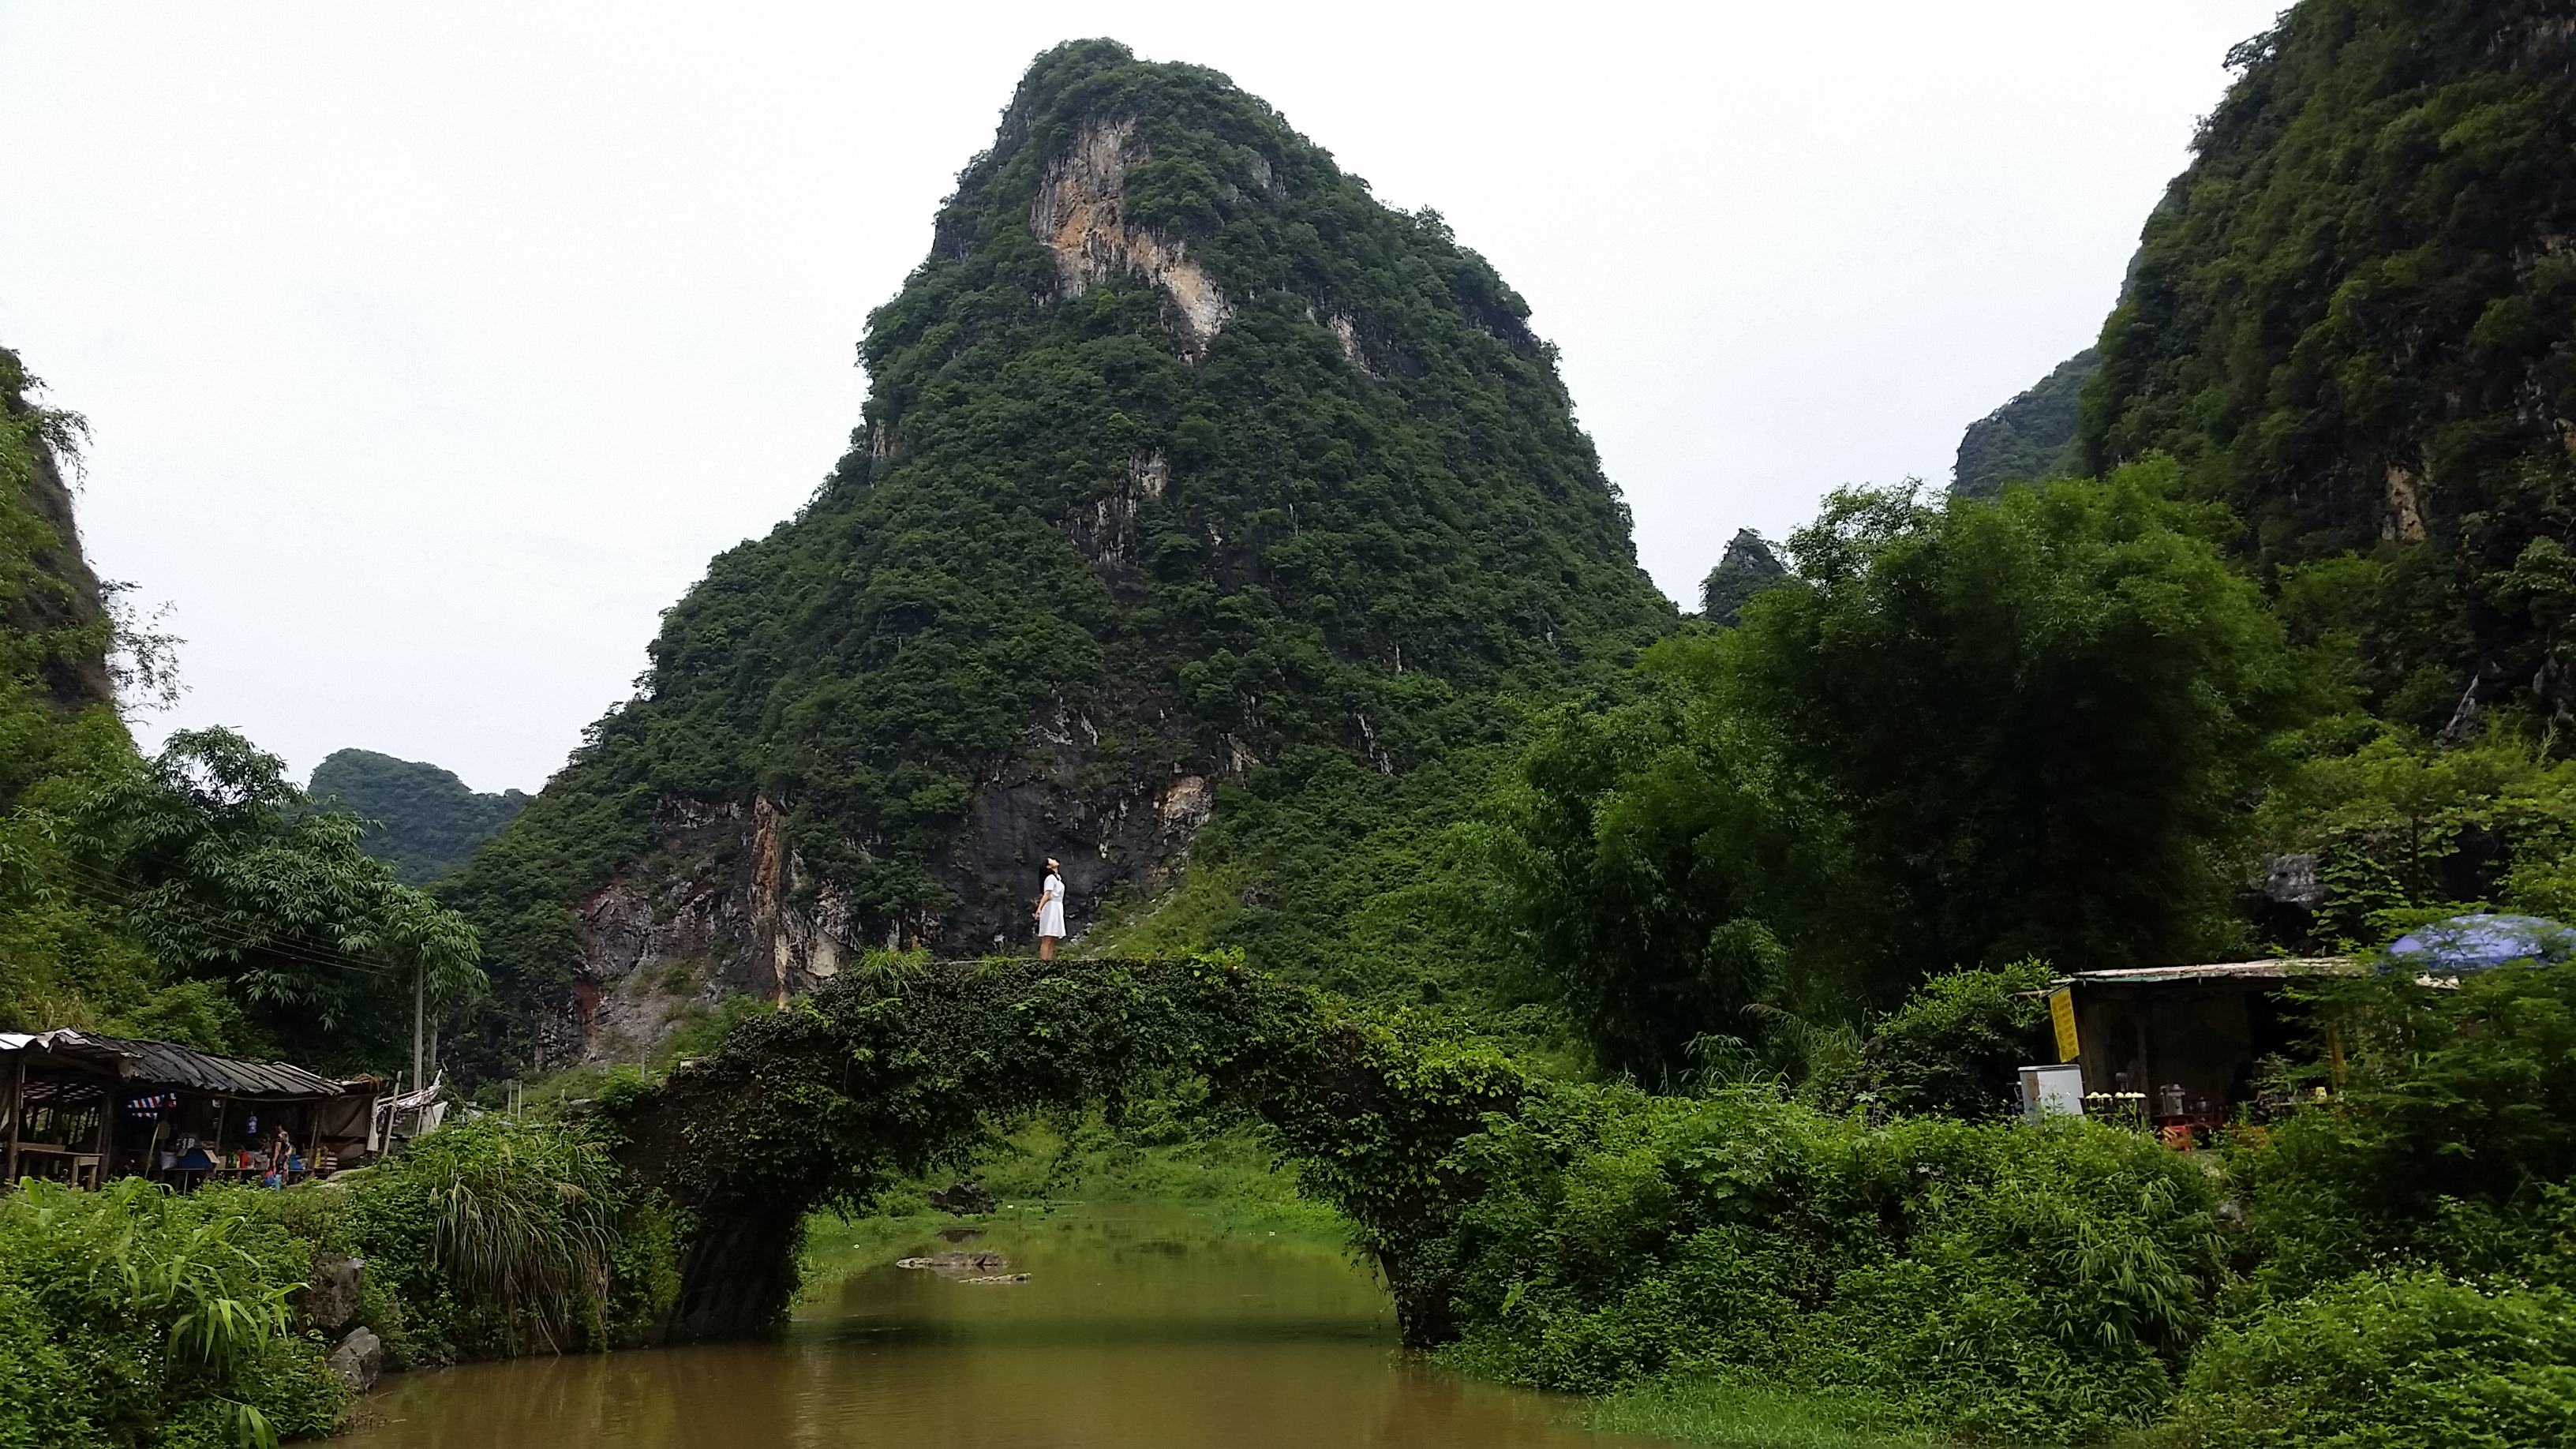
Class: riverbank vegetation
0,1115,680,1447
603,939,2575,1447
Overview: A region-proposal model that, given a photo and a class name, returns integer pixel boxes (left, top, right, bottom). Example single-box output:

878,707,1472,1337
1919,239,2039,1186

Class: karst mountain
446,39,1677,1069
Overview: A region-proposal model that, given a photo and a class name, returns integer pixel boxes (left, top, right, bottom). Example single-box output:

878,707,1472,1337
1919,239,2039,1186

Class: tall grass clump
341,1114,670,1360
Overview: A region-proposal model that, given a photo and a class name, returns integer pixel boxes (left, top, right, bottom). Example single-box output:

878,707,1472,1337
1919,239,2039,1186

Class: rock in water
445,38,1676,1071
898,1249,1013,1278
326,1326,384,1391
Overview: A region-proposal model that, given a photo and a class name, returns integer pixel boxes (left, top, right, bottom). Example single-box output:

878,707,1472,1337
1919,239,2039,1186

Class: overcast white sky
0,2,2279,793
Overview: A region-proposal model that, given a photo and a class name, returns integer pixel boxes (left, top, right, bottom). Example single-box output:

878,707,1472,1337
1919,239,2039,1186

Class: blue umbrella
2383,913,2576,974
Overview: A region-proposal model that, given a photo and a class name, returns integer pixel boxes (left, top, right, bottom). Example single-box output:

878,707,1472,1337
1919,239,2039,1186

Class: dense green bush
2140,958,2576,1445
0,1179,344,1449
333,1115,676,1362
1820,960,2055,1121
2234,958,2576,1294
2166,1271,2576,1449
1425,1086,2221,1443
0,1115,680,1447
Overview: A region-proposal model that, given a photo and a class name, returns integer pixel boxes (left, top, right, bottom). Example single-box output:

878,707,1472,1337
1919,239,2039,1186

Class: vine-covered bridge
609,957,1530,1344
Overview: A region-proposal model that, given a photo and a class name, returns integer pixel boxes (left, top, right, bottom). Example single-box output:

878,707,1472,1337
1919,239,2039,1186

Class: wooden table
10,1144,100,1188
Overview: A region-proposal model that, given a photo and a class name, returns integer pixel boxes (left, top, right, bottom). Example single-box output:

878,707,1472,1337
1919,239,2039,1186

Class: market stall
0,1028,380,1188
2039,958,2354,1144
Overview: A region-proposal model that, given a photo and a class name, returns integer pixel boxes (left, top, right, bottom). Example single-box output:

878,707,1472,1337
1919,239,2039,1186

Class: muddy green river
329,1210,1650,1448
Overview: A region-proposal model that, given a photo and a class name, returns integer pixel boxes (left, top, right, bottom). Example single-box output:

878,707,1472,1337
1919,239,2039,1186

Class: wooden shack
2050,958,2353,1136
0,1029,380,1189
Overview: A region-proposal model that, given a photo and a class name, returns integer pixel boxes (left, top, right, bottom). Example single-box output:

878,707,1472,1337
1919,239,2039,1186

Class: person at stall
264,1123,296,1189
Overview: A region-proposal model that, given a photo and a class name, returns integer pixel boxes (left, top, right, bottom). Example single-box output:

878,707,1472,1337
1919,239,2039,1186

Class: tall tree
1733,466,2312,986
1488,467,2317,1078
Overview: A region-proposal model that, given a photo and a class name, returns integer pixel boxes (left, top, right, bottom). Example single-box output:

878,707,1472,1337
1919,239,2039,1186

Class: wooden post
3,1050,21,1185
91,1088,112,1184
411,965,425,1108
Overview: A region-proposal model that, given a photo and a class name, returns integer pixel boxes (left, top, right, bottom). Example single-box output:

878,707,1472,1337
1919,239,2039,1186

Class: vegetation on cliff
2079,0,2576,731
1951,347,2095,500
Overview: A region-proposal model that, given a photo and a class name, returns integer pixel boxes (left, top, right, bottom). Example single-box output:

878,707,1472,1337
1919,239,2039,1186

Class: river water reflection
329,1210,1650,1448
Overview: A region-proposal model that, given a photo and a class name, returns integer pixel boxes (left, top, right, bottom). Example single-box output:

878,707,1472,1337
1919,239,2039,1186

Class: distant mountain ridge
309,749,528,886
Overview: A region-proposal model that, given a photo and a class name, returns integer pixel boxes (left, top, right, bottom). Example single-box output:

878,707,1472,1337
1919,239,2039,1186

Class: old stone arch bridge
612,957,1528,1344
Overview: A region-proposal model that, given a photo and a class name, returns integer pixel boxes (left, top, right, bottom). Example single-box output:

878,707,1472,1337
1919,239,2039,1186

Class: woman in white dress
1035,858,1067,960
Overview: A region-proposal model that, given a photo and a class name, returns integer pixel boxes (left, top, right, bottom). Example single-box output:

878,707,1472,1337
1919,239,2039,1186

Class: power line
37,854,406,980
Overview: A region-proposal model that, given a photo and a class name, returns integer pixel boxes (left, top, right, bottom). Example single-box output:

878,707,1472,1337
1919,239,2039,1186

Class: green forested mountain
310,748,528,885
1695,527,1786,623
1950,347,2096,499
447,39,1676,1070
2081,0,2576,729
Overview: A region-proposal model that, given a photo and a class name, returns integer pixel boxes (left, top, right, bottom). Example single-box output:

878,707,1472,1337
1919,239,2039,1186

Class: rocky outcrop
541,737,1223,1070
1032,118,1234,360
325,1326,384,1391
539,794,844,1070
295,1254,364,1335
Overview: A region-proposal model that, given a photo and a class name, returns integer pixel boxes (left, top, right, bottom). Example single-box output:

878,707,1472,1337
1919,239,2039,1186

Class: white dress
1038,873,1066,939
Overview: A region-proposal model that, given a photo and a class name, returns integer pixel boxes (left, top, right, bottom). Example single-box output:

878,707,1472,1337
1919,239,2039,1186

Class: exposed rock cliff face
449,39,1675,1075
1034,118,1236,359
535,750,1226,1071
537,796,851,1069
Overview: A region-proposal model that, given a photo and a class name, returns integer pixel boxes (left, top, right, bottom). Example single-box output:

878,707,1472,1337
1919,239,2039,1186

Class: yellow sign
2047,988,2080,1062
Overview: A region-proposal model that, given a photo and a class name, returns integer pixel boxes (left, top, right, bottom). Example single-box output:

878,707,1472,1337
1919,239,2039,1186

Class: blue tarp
2383,913,2576,974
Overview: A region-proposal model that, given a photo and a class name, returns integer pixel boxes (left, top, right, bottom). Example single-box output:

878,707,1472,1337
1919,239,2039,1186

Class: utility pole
412,961,425,1099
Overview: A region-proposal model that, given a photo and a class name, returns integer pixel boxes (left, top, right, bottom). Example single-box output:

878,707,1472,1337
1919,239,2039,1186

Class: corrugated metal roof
2057,957,2357,987
0,1028,348,1100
